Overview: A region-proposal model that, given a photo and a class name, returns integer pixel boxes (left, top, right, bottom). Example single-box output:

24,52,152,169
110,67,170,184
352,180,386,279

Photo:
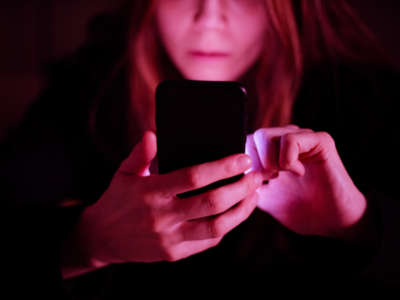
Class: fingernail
237,155,251,169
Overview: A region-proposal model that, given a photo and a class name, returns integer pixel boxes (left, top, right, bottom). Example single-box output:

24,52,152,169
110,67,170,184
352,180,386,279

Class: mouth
189,50,230,58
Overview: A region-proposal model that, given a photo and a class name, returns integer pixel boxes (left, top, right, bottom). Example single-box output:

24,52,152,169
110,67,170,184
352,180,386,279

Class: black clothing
2,26,400,298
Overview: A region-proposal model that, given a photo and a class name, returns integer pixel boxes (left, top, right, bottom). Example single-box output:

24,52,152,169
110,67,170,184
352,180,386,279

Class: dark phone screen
156,80,247,197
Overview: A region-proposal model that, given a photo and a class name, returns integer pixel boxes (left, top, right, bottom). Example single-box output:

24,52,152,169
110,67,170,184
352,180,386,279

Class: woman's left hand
246,125,367,238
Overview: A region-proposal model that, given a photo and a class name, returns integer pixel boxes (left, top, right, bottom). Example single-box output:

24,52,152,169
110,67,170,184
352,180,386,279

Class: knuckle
185,167,202,188
222,158,237,175
205,191,224,213
283,132,297,144
244,175,255,194
251,173,263,190
254,128,270,141
159,231,183,262
317,130,330,139
251,191,260,204
142,192,155,208
242,193,256,210
141,184,165,208
148,214,164,233
317,131,335,147
158,233,179,262
286,124,299,130
247,193,258,211
238,198,253,221
163,247,180,262
210,237,223,248
208,218,226,238
155,190,173,203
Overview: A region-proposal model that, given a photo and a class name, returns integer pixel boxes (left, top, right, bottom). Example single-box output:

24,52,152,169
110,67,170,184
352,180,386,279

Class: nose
193,0,227,30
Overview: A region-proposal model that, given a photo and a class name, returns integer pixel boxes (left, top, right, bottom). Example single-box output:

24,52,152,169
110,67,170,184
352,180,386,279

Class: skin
61,0,368,279
246,126,367,237
62,132,264,278
155,0,268,81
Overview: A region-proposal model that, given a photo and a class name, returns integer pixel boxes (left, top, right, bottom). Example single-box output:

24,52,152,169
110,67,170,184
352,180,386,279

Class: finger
155,153,252,196
285,124,300,130
173,171,264,222
179,191,259,241
279,131,335,176
118,131,157,176
253,125,301,138
253,128,293,173
253,127,313,176
245,134,263,174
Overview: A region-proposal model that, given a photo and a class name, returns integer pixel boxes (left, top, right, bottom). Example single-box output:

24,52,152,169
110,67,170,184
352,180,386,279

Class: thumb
245,133,263,173
118,131,157,176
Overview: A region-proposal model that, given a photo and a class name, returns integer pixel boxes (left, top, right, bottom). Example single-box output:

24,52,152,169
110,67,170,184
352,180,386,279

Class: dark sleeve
1,32,120,206
340,66,400,288
2,13,127,297
291,63,400,288
1,63,98,298
2,92,87,207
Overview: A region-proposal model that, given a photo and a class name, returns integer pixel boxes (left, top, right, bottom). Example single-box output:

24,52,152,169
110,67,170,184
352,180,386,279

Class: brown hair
89,0,387,164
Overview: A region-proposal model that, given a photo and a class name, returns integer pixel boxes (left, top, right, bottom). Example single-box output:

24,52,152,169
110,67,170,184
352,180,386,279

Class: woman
3,0,398,297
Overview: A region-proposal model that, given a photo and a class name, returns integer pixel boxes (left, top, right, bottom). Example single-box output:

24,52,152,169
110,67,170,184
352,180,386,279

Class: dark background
1,0,400,288
0,0,123,140
1,0,400,140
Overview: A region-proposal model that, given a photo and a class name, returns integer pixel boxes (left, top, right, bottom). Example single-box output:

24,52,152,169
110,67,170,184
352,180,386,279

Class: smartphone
155,80,248,198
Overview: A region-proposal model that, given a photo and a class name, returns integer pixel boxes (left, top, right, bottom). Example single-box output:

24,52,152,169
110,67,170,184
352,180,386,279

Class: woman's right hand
77,131,263,268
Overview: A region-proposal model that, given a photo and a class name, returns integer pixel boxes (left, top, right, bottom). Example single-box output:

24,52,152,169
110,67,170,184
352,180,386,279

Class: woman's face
155,0,268,81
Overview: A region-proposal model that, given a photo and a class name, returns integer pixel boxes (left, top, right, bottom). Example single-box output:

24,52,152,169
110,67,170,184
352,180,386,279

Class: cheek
236,17,267,52
156,14,187,59
231,21,267,70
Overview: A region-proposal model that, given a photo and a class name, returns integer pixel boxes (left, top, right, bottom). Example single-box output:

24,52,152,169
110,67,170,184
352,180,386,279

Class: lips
189,50,230,57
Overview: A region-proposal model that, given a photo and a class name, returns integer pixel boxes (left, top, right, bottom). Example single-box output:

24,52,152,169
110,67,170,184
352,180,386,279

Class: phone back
156,80,248,196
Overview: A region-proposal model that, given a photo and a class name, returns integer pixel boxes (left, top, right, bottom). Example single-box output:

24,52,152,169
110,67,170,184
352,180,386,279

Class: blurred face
155,0,268,81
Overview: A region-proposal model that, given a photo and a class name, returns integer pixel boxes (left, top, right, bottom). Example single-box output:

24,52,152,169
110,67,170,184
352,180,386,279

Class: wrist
324,154,370,240
329,192,378,248
60,204,110,279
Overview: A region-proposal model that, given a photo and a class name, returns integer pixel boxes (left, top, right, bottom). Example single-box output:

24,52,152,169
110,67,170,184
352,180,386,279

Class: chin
182,69,240,82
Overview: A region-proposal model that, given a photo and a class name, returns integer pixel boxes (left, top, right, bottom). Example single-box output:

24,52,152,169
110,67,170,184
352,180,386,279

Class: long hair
89,0,388,164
